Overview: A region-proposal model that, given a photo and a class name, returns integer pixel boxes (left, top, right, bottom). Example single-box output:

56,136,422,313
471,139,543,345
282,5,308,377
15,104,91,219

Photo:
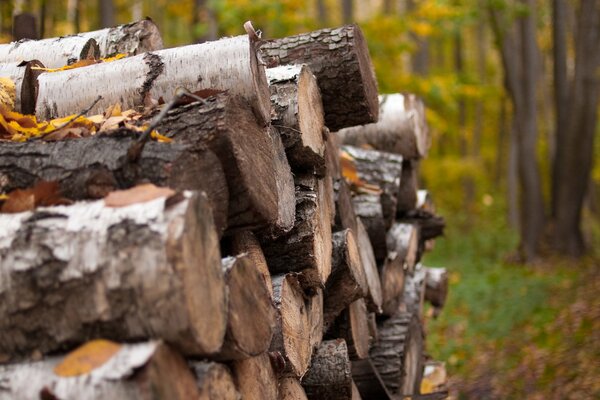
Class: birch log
36,34,271,125
424,266,448,312
0,60,43,114
302,339,353,400
231,353,278,400
0,128,229,235
261,24,379,131
279,377,308,400
216,255,275,360
263,174,333,289
380,253,406,317
397,159,419,214
227,231,273,300
326,299,371,361
0,192,227,357
356,218,383,313
0,341,200,399
270,274,312,378
401,265,427,318
323,229,368,332
352,192,387,262
337,93,429,159
192,362,240,400
0,36,99,69
386,222,419,274
267,64,326,174
79,18,163,57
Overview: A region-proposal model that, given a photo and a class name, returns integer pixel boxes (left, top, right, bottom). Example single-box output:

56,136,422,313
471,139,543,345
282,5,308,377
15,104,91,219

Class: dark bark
302,339,353,400
326,299,370,361
352,193,387,262
12,13,38,40
352,358,393,400
316,0,329,25
397,160,419,214
342,0,354,23
379,253,406,317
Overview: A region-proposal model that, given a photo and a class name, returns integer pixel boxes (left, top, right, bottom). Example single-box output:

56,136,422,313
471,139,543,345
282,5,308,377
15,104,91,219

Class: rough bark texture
337,94,429,159
0,128,229,235
231,353,278,400
351,358,393,400
380,253,406,317
216,255,275,360
270,274,312,378
352,193,387,262
327,299,371,361
79,18,163,57
423,266,448,312
400,210,446,250
263,174,333,289
267,64,326,174
36,34,271,125
387,222,419,274
0,192,226,357
397,159,419,214
356,218,383,313
323,229,368,332
0,60,44,114
370,313,424,397
302,339,353,400
401,265,427,318
152,96,281,232
308,288,324,351
0,341,200,399
342,145,403,227
192,362,240,400
333,178,358,234
0,36,99,69
279,377,308,400
261,24,379,131
226,231,273,300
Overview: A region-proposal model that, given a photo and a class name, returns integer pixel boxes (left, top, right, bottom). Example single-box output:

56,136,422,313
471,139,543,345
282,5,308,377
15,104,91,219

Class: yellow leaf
151,130,172,143
32,59,98,73
0,77,16,110
100,53,127,63
54,339,121,377
340,150,382,194
0,194,8,200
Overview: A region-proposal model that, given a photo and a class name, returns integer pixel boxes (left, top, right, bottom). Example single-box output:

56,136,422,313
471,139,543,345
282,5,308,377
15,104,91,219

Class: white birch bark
79,19,163,57
0,36,99,69
0,60,43,113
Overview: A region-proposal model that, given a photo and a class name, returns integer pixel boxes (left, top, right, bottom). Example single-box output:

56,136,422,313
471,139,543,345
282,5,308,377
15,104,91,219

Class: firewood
380,253,406,317
302,339,353,400
337,93,429,159
417,189,436,213
279,377,308,400
261,24,379,131
351,358,393,400
342,145,403,227
326,299,371,360
423,266,448,313
216,255,275,360
308,288,324,350
387,222,419,274
401,264,427,318
351,381,362,400
353,192,387,262
79,19,163,57
370,312,425,397
0,60,44,114
397,159,419,214
36,34,271,125
356,218,383,313
227,231,273,300
0,191,227,357
326,130,342,180
267,64,326,174
0,341,200,399
231,353,278,400
192,362,240,400
270,274,312,378
0,128,229,234
0,36,99,69
333,178,358,233
401,209,446,243
323,229,368,332
263,174,333,289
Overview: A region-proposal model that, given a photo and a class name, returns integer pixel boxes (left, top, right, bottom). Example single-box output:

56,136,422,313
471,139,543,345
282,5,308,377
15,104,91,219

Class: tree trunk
356,218,383,313
79,19,164,57
0,192,227,358
0,128,229,235
308,288,324,350
337,94,429,159
423,266,448,315
226,230,273,300
342,0,354,23
326,299,371,361
267,64,326,174
0,60,43,114
270,274,312,378
370,313,424,397
192,362,240,400
98,0,115,28
231,353,279,400
316,0,329,26
386,222,419,274
397,160,419,214
279,377,308,400
302,339,353,400
216,255,275,360
263,174,333,289
324,229,369,332
380,253,406,317
351,358,393,400
0,341,200,399
0,36,99,69
36,34,271,126
352,193,387,262
342,145,404,227
12,13,38,40
261,24,379,131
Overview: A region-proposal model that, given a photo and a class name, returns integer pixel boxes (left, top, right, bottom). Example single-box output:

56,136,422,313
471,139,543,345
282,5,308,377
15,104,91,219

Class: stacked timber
0,20,450,400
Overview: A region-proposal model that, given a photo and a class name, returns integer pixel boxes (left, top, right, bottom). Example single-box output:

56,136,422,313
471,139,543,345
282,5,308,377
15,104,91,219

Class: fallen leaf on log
340,149,382,194
53,339,122,377
0,180,71,213
31,53,127,73
104,183,176,208
0,77,16,110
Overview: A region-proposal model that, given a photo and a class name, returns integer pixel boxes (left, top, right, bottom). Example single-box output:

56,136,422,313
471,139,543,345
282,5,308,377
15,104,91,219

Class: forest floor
423,203,600,399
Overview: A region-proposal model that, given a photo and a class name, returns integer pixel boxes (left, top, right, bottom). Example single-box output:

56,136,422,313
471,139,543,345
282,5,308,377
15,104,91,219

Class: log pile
0,20,449,400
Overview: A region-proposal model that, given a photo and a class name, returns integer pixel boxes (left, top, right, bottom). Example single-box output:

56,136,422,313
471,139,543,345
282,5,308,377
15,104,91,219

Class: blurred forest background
1,0,599,398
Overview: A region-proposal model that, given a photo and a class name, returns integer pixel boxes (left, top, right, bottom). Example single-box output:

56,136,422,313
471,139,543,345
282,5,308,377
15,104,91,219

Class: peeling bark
79,18,163,57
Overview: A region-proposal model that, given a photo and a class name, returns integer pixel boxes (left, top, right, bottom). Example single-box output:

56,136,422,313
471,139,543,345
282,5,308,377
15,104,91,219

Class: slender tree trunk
316,0,328,25
342,0,353,23
98,0,115,28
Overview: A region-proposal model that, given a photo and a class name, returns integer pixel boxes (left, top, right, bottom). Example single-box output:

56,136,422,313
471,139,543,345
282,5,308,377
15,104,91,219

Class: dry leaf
1,189,34,213
340,150,381,194
54,339,121,377
104,183,176,208
0,77,16,110
0,181,71,213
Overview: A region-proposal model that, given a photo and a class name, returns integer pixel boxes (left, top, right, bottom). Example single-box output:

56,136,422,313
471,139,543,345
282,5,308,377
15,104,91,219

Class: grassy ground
421,203,600,399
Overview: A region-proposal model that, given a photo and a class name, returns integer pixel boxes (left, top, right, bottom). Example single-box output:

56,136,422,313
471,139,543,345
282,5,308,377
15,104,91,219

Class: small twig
55,95,102,130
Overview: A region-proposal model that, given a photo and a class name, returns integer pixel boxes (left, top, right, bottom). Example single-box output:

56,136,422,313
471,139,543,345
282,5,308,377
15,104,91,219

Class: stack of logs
0,19,449,400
